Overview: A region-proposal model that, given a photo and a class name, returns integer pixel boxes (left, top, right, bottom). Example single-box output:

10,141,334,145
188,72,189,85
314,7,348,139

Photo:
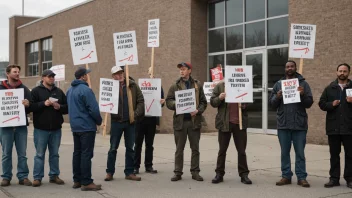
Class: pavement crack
96,191,117,198
319,192,352,198
0,187,15,198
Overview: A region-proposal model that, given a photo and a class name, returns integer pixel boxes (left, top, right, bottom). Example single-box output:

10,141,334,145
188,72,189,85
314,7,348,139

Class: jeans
33,128,62,181
134,117,157,169
72,131,96,186
0,126,29,181
328,135,352,182
278,129,307,180
106,121,135,176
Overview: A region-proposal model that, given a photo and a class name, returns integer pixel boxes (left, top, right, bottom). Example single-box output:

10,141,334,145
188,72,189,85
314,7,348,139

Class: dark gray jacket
318,79,352,135
269,73,313,131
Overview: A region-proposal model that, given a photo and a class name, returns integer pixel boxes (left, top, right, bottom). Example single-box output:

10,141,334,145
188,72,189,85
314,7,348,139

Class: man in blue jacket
67,67,102,191
269,60,313,188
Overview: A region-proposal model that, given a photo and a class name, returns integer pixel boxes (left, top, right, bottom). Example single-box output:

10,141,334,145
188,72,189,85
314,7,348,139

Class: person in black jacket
30,69,68,187
319,63,352,189
0,65,32,187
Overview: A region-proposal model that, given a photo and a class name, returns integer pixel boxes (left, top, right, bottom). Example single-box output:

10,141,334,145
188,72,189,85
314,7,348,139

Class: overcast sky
0,0,86,61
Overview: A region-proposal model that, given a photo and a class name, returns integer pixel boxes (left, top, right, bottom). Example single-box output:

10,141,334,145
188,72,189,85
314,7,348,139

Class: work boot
146,167,157,174
125,174,141,181
19,178,32,186
276,178,291,186
50,176,65,185
72,182,81,189
81,183,102,191
0,179,10,187
212,174,223,184
104,173,113,181
324,179,340,188
241,175,252,184
297,179,310,188
171,175,182,182
32,180,42,187
134,169,139,174
192,173,204,181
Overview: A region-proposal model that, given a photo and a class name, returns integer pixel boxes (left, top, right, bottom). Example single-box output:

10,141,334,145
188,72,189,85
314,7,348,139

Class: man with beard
269,60,313,188
30,69,68,187
0,65,32,186
318,63,352,189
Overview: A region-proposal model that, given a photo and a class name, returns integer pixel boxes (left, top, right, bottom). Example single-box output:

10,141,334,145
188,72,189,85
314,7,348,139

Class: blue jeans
106,121,135,176
33,128,62,181
0,126,29,181
278,129,307,180
72,131,96,186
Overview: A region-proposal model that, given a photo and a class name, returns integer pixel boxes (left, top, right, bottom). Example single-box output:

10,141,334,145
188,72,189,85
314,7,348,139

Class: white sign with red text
225,66,253,103
69,25,98,65
175,88,196,115
281,78,301,104
113,31,139,66
289,23,316,59
99,78,119,114
148,19,160,47
139,78,162,116
203,82,217,103
0,89,26,127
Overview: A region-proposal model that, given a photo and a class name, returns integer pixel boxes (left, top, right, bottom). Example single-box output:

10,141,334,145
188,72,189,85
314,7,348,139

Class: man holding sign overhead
269,60,313,188
166,62,207,182
318,63,352,189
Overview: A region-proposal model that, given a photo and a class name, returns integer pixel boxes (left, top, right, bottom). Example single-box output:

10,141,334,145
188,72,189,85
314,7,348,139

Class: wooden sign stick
151,47,155,78
239,103,243,130
125,64,135,123
299,58,304,74
85,63,92,88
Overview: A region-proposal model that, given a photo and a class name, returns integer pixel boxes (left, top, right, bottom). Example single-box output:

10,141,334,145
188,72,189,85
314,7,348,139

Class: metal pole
22,0,24,15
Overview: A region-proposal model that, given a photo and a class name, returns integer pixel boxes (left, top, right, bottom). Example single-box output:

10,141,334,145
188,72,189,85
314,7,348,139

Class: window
207,0,289,80
42,38,52,71
27,41,39,77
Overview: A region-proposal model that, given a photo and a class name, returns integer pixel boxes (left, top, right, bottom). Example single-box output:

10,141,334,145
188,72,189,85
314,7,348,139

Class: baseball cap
75,67,91,79
111,66,124,74
177,62,192,70
42,69,56,77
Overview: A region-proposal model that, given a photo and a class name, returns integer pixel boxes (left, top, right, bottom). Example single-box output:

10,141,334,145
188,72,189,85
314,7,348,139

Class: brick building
8,0,350,144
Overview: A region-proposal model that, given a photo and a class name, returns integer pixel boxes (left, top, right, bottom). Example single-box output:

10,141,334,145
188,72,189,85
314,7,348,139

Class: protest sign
99,78,119,114
289,24,316,59
0,89,26,127
281,78,301,104
210,64,224,83
346,89,352,97
175,88,196,115
148,19,160,47
113,31,139,66
69,25,98,65
203,82,216,103
50,65,65,81
139,78,162,116
225,66,253,103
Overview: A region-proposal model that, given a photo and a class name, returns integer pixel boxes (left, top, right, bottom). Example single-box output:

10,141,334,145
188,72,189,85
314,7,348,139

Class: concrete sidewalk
0,123,351,198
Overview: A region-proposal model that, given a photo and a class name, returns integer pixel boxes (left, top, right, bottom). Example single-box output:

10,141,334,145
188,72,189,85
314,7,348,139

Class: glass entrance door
244,49,276,135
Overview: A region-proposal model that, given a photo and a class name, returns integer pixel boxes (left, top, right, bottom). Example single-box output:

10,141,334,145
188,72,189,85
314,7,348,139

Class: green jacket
166,76,207,130
210,82,248,132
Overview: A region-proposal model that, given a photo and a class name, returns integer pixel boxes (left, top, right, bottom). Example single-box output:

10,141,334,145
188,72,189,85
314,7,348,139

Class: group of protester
0,60,350,191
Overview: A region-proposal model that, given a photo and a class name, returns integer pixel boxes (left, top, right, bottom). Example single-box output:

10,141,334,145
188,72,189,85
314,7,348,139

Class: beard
338,75,348,80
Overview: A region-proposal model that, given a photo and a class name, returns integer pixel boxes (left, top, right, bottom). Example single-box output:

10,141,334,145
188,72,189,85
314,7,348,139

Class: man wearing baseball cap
166,62,207,182
105,66,144,182
67,67,102,191
30,69,68,187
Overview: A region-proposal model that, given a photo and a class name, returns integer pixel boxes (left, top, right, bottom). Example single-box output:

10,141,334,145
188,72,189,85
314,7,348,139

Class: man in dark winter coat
319,63,352,189
269,60,313,188
30,69,68,187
